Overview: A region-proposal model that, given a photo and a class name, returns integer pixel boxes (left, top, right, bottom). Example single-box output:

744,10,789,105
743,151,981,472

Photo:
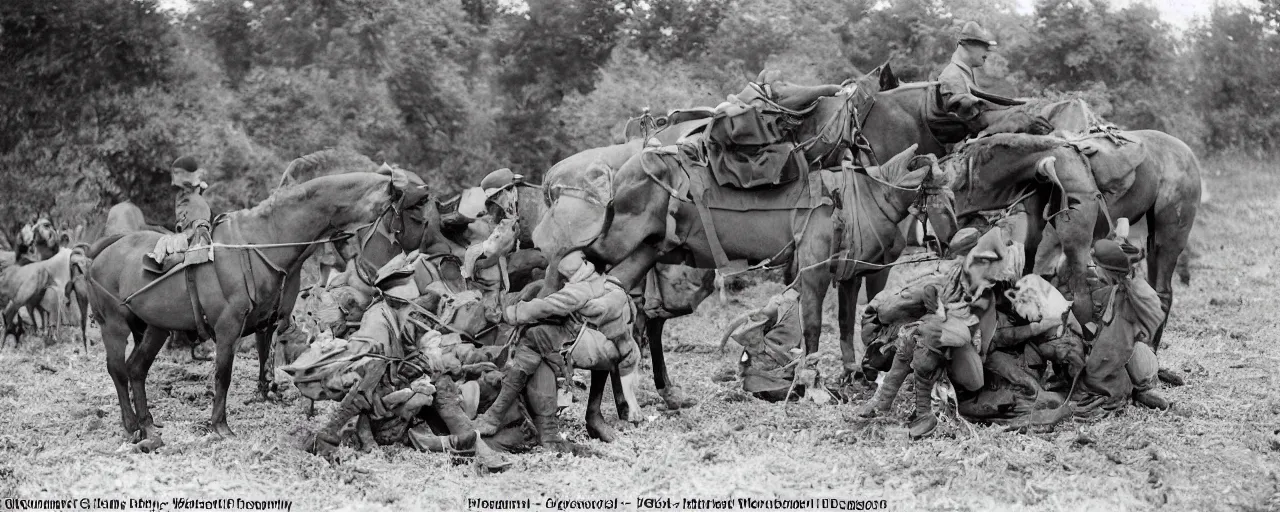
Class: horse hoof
136,438,164,453
659,387,696,410
212,424,236,438
585,415,617,443
1157,368,1185,387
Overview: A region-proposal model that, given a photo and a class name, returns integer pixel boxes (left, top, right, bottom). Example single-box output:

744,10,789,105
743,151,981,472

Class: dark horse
967,102,1201,353
85,168,434,447
535,64,1054,411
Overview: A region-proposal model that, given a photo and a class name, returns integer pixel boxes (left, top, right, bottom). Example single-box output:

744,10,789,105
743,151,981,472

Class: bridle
344,187,435,287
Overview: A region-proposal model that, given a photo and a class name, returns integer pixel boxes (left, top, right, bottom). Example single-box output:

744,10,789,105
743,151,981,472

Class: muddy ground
0,154,1277,511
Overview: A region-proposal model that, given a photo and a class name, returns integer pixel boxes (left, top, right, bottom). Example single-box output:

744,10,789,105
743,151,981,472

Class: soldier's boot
1133,389,1170,410
908,372,939,440
527,362,589,456
475,346,540,436
415,430,478,453
431,376,511,472
312,394,366,459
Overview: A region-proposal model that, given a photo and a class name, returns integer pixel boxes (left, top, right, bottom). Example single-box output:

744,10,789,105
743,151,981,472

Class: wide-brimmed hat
374,253,420,301
171,155,207,189
958,21,997,47
480,168,523,198
1093,239,1138,274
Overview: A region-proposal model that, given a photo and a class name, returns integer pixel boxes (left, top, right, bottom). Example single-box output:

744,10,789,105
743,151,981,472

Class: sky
160,0,1259,30
1013,0,1259,29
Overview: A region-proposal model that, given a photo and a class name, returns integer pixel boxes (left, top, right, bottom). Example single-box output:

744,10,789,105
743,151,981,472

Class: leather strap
185,267,213,340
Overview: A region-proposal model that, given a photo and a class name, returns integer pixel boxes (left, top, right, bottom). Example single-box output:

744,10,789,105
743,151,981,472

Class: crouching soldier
474,250,641,451
1072,232,1169,419
287,260,509,470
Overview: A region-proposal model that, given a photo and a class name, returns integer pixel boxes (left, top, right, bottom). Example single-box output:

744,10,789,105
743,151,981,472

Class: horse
928,133,1108,326
583,135,947,399
957,120,1200,353
64,244,92,350
105,202,171,237
1,263,54,347
84,168,434,446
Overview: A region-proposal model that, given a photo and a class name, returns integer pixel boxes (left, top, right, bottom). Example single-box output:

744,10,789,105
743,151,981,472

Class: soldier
146,156,213,267
295,258,510,470
937,21,997,119
473,250,641,452
1072,235,1170,418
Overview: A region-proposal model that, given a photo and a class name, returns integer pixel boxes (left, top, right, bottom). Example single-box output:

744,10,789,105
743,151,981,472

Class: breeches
521,324,639,376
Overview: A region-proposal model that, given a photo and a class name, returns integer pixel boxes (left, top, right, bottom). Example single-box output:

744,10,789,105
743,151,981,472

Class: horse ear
879,60,899,91
389,168,410,192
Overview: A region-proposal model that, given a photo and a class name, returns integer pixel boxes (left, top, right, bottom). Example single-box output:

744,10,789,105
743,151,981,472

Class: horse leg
609,369,629,421
209,315,247,438
644,316,690,409
836,277,864,383
586,370,616,442
797,263,834,357
1146,206,1196,354
254,328,273,401
102,318,141,441
127,326,170,447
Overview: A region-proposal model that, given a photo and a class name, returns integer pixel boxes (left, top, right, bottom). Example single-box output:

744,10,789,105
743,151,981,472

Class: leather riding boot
1133,389,1170,410
475,346,540,435
415,430,478,453
312,395,366,457
526,362,587,455
908,372,939,440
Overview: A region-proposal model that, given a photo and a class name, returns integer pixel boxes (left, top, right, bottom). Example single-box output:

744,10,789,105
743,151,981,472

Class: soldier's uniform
147,156,213,266
292,258,516,469
929,22,999,143
474,251,641,452
1072,237,1169,418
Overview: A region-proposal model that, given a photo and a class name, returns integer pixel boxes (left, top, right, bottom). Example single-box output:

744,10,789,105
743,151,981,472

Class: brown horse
960,124,1201,352
930,134,1109,325
1,263,54,347
85,169,432,445
64,244,92,350
585,139,945,381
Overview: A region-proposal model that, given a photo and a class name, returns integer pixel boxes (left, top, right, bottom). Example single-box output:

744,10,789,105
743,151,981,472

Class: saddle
649,144,829,270
703,78,842,190
143,226,212,275
1068,134,1146,197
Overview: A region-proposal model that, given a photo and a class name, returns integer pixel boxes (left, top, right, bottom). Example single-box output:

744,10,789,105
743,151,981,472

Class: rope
182,232,354,252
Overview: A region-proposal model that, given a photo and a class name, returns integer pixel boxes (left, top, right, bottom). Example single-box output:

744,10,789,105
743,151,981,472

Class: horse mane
952,133,1067,167
251,171,386,218
278,149,379,188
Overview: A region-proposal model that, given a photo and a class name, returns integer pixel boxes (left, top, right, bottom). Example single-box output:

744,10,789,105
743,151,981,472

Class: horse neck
231,176,390,272
866,89,946,159
953,148,1054,211
853,173,918,225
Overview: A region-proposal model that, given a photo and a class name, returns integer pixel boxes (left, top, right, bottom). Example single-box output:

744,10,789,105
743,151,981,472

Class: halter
346,188,436,287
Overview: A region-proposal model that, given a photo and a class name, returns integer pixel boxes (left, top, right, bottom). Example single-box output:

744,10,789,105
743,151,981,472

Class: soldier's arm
937,66,970,102
510,282,592,323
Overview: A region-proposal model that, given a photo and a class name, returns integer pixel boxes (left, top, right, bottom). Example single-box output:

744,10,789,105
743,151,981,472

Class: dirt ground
0,154,1277,511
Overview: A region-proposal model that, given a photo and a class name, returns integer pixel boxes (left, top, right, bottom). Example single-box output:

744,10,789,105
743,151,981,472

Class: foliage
3,0,1280,233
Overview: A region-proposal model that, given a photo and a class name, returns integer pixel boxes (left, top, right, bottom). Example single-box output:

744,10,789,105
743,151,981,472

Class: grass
0,155,1278,511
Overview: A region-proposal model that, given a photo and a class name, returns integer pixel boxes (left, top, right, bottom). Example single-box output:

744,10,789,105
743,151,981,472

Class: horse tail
86,233,127,260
